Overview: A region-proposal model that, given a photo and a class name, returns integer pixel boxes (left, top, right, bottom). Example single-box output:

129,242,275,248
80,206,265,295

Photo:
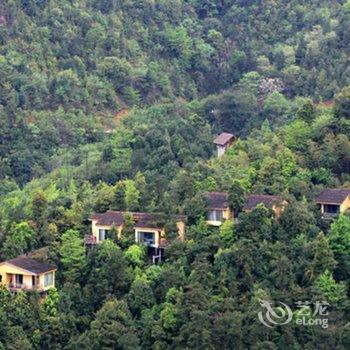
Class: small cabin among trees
0,256,56,293
315,188,350,219
213,132,235,157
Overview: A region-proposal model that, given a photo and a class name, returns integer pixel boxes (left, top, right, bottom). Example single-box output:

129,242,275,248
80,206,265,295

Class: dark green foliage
296,99,316,122
334,86,350,119
73,299,140,349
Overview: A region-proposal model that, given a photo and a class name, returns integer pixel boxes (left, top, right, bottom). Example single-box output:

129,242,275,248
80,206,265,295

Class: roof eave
0,261,56,275
315,200,343,205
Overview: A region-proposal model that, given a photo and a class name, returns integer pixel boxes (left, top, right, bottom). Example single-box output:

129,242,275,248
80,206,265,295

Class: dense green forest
1,0,350,349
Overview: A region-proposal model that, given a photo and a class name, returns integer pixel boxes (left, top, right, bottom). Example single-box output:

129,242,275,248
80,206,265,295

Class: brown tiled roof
213,133,235,146
133,212,166,229
315,188,350,205
206,192,229,210
90,211,124,226
243,194,283,211
2,257,56,274
90,211,186,229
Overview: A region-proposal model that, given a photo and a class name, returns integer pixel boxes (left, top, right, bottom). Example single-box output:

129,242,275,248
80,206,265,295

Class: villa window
98,229,109,241
15,274,23,286
44,272,54,287
207,210,224,222
324,204,340,214
138,232,156,246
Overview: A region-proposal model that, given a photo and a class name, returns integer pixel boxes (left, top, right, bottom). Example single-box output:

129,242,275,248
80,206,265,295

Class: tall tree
328,215,350,280
59,229,86,283
73,299,140,349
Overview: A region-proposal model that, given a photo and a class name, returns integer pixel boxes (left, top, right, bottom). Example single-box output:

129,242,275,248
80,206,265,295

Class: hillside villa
205,192,287,226
315,188,350,219
205,192,232,226
86,211,186,258
0,256,56,293
243,194,286,217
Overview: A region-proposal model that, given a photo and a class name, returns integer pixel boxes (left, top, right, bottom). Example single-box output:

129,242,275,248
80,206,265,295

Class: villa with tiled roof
315,188,350,219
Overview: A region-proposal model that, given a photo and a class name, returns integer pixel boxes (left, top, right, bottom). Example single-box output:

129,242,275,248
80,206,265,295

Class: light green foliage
219,219,235,243
309,232,336,279
212,150,251,187
3,222,36,259
0,178,18,196
94,182,116,213
164,26,191,59
160,287,183,332
328,215,350,279
42,287,59,317
273,44,296,67
124,245,145,266
59,229,86,282
53,69,85,104
228,180,248,214
283,119,312,151
195,176,217,191
237,71,261,94
315,270,347,306
97,57,132,91
121,212,136,245
124,180,140,211
344,0,350,12
144,265,163,284
276,148,298,182
160,302,180,331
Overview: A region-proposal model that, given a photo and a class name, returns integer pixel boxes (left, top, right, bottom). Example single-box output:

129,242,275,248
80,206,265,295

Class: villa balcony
322,212,339,221
8,283,43,292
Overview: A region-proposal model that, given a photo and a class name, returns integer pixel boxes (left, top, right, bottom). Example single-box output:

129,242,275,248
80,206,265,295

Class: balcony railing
322,212,339,220
9,283,42,291
139,238,156,246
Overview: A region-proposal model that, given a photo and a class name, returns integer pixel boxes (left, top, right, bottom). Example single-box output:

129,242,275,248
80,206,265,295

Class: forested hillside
0,1,350,349
1,0,350,183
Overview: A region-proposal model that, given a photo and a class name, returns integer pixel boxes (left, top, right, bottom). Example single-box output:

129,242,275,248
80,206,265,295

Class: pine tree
59,229,86,283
